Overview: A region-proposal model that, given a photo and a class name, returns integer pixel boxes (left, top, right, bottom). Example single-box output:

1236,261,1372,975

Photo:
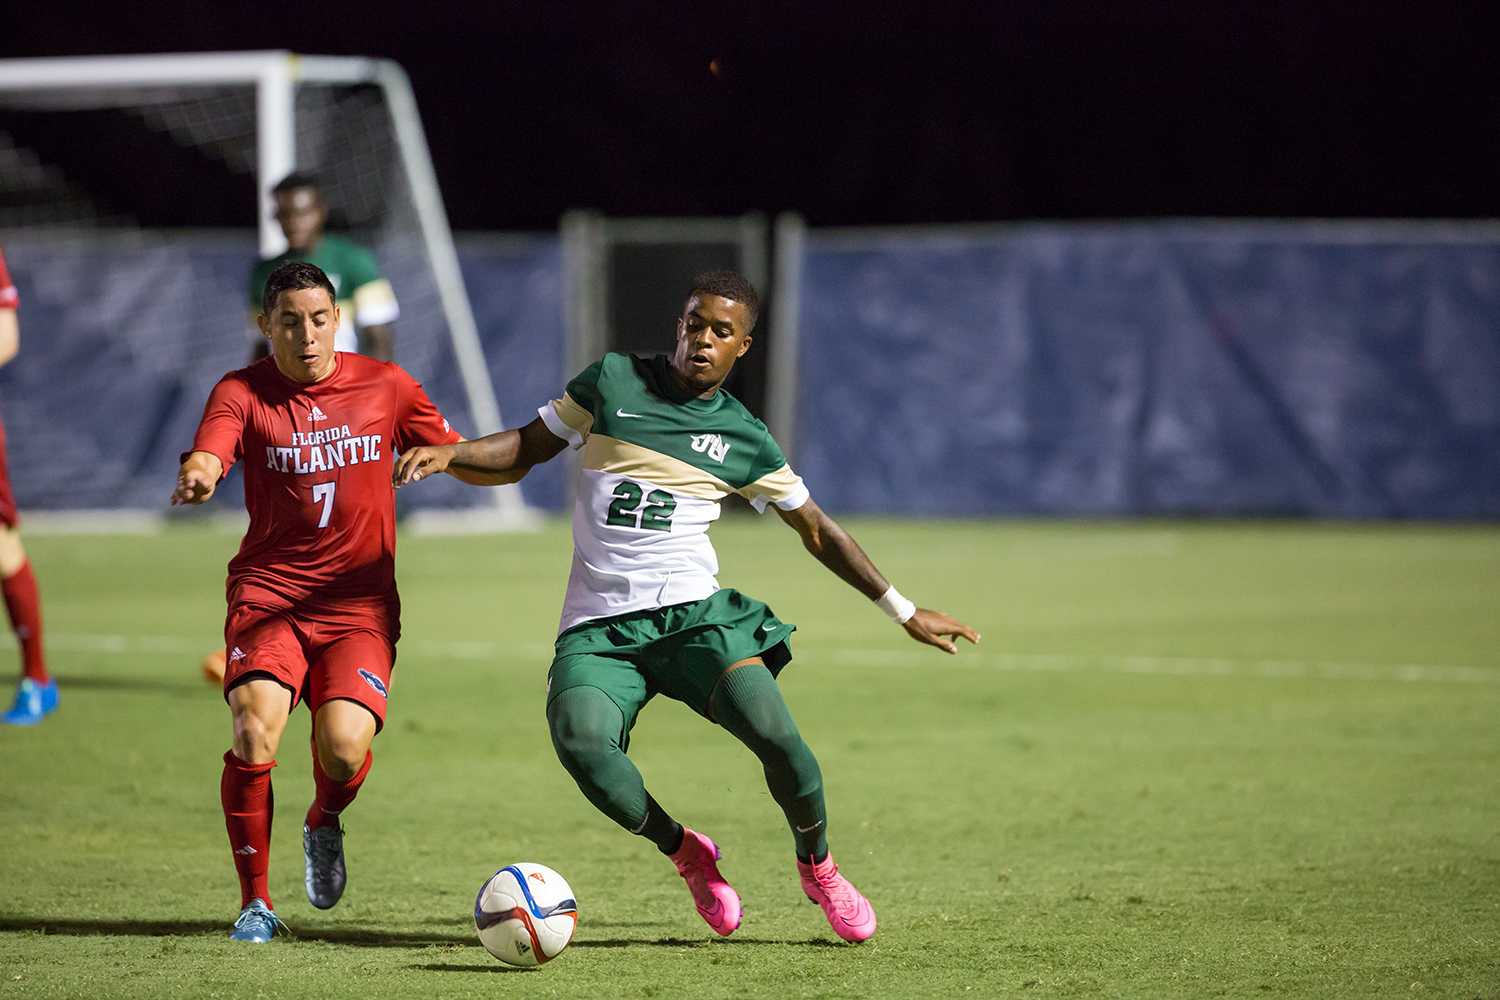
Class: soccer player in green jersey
393,271,979,943
248,173,399,362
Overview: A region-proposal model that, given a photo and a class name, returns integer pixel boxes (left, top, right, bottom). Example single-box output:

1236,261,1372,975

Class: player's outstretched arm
775,497,980,655
171,451,225,506
394,417,568,488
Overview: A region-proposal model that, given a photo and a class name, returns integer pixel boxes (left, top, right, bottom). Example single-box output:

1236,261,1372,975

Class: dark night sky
2,1,1493,230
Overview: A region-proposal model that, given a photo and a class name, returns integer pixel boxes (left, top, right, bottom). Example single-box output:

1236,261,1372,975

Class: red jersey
0,249,17,309
189,353,461,615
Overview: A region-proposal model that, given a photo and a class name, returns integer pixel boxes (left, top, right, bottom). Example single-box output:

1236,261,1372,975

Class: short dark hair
271,172,322,197
262,261,336,315
689,270,760,332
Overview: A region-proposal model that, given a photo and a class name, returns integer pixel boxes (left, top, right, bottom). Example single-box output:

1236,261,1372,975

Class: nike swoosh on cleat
616,409,644,418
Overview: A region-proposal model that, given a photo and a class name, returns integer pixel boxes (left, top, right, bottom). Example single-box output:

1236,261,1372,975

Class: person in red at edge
172,261,493,942
0,248,54,726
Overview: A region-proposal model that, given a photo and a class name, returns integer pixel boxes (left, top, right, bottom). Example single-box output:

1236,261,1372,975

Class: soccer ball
474,863,578,967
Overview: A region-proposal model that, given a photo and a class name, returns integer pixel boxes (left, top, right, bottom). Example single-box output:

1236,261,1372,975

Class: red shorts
0,417,17,528
223,603,397,730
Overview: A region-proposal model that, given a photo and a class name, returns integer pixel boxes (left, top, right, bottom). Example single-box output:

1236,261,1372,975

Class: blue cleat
1,678,58,726
229,899,287,943
303,823,347,910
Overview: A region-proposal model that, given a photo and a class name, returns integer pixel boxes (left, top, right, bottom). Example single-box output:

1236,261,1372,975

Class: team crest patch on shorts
357,669,389,699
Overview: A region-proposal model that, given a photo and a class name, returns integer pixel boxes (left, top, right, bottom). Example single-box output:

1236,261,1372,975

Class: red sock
221,750,276,910
2,561,47,684
305,748,372,830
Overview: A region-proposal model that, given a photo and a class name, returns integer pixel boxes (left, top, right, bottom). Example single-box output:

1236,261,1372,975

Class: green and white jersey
539,353,810,633
249,234,399,353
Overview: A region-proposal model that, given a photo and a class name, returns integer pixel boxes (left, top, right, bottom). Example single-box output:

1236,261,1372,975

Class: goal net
0,52,534,531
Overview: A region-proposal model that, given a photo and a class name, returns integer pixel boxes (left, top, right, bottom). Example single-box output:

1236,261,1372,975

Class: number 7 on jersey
312,482,336,528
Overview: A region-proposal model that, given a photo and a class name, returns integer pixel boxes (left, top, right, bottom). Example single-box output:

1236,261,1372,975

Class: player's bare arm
360,323,394,362
775,497,980,655
171,451,224,506
394,417,566,488
0,308,18,368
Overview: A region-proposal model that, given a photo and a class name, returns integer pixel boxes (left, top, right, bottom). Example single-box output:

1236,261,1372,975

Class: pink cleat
798,854,877,942
668,828,742,936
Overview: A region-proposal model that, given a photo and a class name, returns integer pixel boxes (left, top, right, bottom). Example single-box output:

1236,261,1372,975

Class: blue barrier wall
4,223,1498,520
0,231,565,515
455,235,567,511
794,225,1500,518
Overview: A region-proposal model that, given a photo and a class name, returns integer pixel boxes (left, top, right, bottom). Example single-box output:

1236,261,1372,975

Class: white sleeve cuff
538,404,583,449
355,299,400,327
750,482,810,514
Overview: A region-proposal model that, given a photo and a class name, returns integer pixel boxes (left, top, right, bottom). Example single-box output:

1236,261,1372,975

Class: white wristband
875,586,917,624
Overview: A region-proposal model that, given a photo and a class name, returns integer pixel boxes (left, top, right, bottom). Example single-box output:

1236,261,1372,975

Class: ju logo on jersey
263,424,383,475
690,433,731,463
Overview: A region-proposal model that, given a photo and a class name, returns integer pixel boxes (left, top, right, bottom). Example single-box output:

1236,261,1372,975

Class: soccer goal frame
0,51,537,532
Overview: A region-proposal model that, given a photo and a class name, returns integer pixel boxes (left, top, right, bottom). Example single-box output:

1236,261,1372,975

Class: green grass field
1,518,1497,998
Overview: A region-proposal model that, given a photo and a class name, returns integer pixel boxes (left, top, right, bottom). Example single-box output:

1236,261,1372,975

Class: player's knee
317,730,370,781
759,710,802,752
725,702,801,761
230,707,282,762
227,679,292,762
551,716,613,769
548,690,620,775
753,726,800,772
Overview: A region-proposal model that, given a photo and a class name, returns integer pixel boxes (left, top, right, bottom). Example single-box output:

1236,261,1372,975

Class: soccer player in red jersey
172,261,476,942
0,248,54,726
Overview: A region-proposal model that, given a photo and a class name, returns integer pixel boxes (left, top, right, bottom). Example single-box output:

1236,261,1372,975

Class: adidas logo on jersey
690,433,731,463
308,405,328,422
229,646,247,663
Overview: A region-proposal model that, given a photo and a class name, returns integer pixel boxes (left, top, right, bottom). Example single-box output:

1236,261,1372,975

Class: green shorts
547,588,795,737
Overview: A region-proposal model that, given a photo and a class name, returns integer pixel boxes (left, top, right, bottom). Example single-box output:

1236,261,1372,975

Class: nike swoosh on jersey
616,408,644,418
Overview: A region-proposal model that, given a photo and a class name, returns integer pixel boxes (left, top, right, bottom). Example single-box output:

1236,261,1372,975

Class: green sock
711,663,829,861
547,687,682,853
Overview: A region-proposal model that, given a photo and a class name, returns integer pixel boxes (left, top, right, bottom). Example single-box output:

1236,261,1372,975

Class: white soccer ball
474,863,578,967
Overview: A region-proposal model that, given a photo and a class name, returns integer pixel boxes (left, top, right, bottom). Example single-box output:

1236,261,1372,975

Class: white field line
0,631,552,661
822,648,1499,685
5,632,1495,686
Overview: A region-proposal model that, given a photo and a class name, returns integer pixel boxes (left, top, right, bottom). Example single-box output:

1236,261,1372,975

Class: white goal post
0,51,537,532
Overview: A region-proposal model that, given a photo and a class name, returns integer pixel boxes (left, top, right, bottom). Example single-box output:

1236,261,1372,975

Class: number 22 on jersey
605,479,675,532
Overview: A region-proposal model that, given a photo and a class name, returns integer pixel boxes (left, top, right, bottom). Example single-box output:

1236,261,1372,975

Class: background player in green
204,173,404,686
393,270,979,944
247,173,399,362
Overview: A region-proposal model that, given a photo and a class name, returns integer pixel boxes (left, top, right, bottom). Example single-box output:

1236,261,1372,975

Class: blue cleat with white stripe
229,899,287,943
1,678,58,725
